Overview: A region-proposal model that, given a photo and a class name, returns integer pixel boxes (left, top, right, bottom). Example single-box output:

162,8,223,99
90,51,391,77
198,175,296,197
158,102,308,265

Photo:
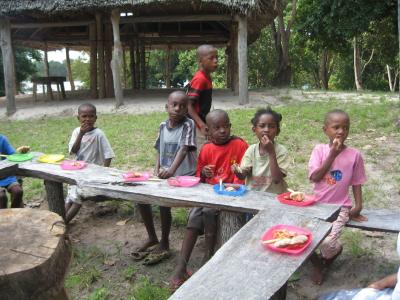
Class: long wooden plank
0,160,18,177
119,15,232,24
347,209,400,232
170,210,332,300
16,161,339,220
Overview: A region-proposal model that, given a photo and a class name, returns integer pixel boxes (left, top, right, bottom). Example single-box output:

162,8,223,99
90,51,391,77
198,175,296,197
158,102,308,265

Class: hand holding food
16,145,30,153
285,189,305,202
202,165,215,178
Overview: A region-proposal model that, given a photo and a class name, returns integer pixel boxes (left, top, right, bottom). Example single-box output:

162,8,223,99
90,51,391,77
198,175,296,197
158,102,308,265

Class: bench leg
60,82,66,99
56,84,61,100
271,281,287,300
44,180,66,220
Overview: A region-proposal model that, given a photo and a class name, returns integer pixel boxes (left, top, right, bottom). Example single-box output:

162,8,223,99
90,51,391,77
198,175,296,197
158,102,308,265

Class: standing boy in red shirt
187,44,218,150
170,109,248,290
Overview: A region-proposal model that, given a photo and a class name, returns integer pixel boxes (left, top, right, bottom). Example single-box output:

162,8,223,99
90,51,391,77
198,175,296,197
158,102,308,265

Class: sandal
142,249,171,265
169,271,193,291
130,244,159,261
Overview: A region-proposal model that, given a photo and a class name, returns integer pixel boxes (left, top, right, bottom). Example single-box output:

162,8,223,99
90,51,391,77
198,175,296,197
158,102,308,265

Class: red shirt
187,70,212,123
196,137,248,184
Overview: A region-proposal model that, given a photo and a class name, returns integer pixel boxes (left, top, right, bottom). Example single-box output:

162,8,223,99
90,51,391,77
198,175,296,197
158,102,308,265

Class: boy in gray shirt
131,91,196,265
65,103,115,223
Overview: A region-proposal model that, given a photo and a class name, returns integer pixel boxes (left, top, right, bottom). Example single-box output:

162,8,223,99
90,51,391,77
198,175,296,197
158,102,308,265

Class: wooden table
32,76,66,101
170,210,332,300
0,160,17,177
0,209,70,300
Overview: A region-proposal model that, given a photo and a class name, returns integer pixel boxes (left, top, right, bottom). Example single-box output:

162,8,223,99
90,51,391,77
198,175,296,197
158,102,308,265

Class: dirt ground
4,88,400,299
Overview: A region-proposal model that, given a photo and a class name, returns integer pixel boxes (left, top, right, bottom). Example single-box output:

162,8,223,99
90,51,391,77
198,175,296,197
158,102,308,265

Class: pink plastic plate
60,160,87,170
261,224,313,255
167,176,200,187
277,192,316,207
122,171,150,182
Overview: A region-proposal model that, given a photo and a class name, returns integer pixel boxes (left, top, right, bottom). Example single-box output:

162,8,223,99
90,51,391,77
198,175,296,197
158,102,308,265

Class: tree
71,55,90,89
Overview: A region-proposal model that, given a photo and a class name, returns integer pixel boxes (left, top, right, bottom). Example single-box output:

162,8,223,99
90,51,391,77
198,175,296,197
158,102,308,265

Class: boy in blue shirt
0,135,24,208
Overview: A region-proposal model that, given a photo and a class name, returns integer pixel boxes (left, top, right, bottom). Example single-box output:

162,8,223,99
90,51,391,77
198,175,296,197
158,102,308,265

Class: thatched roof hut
0,0,285,114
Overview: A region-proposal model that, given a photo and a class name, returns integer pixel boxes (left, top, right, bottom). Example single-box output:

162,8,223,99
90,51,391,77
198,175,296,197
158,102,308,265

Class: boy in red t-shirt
187,44,218,150
170,109,248,290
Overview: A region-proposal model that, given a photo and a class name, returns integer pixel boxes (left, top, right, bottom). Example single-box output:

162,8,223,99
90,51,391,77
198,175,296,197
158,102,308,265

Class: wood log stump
216,211,246,249
0,209,71,300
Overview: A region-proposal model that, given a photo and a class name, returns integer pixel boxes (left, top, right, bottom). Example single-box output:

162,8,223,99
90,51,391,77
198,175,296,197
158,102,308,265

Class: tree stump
44,180,66,220
0,209,71,300
216,211,246,249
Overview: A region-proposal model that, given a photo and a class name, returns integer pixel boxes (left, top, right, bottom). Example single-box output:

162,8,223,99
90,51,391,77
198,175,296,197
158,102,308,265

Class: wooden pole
237,15,248,104
44,43,54,101
110,9,124,107
140,41,146,90
135,42,141,89
165,46,171,88
0,18,16,115
96,12,105,99
104,20,114,97
89,23,98,98
226,46,232,89
231,22,239,95
129,42,136,91
123,47,127,88
65,47,75,92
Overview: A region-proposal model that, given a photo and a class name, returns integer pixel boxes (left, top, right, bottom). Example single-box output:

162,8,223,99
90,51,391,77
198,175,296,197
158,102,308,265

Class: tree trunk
387,64,394,92
123,48,127,89
165,46,171,88
104,20,114,98
44,180,66,220
216,211,246,249
44,44,54,100
237,15,248,105
0,18,16,115
272,17,292,86
65,47,75,92
110,9,124,108
319,48,333,90
353,36,363,91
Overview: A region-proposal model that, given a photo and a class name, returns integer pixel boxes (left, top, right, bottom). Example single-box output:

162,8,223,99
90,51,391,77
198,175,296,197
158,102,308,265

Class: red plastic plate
261,224,313,255
60,160,87,170
122,171,150,182
277,192,316,207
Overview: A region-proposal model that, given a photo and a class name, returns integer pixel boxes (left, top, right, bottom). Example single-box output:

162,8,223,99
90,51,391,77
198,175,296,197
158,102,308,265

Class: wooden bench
0,160,18,177
346,209,400,233
32,76,66,101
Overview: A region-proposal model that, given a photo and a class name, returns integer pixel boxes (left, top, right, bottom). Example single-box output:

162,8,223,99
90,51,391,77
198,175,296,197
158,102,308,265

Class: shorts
187,207,219,235
65,185,82,205
0,181,20,193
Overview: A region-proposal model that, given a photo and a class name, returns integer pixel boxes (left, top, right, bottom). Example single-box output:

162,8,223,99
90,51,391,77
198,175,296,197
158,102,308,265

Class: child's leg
8,183,23,208
0,189,7,208
64,185,82,224
65,202,81,224
136,204,159,250
311,207,350,284
203,208,218,262
159,206,171,250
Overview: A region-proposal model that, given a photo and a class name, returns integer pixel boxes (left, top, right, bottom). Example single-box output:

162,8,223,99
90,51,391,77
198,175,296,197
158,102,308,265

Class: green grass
342,229,372,258
127,277,171,300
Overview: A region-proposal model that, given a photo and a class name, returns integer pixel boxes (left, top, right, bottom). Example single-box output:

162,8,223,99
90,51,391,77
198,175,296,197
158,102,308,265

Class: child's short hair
251,107,282,130
205,109,229,125
197,44,216,60
168,90,188,103
78,103,97,114
324,109,349,124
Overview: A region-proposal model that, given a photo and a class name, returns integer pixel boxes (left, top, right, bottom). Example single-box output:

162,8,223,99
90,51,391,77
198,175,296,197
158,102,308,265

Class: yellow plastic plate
37,154,65,164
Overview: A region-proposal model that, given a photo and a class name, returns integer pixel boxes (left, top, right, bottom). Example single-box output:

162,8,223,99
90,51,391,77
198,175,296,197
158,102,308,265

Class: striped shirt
154,117,197,176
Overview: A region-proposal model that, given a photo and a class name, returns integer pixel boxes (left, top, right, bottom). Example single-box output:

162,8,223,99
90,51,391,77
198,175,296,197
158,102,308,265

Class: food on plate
284,190,305,202
71,161,82,167
126,172,143,178
263,229,309,248
16,145,30,154
224,184,240,192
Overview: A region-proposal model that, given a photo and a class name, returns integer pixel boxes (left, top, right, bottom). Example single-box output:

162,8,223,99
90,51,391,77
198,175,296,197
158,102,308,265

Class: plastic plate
5,153,34,162
167,176,200,187
261,224,313,255
60,160,87,170
277,192,316,207
213,184,246,196
122,171,150,182
37,154,65,164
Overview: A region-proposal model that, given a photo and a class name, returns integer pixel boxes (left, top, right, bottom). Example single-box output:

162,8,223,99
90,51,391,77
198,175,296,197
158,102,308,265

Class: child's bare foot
170,258,190,290
368,274,397,290
350,214,368,222
310,247,343,285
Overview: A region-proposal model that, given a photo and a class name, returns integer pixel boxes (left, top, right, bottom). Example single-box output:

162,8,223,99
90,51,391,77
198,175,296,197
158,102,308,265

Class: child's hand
330,138,343,156
80,123,93,134
16,145,30,153
231,163,242,175
158,168,173,179
349,206,368,222
202,165,215,178
260,135,275,153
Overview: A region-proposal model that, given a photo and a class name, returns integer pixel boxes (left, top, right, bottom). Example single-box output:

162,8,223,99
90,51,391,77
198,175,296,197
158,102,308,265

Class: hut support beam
165,46,171,88
129,42,136,91
96,13,105,99
89,23,98,99
140,42,146,90
237,15,248,104
135,42,141,89
44,44,54,101
104,21,114,98
0,18,16,115
65,47,75,92
110,9,124,107
230,23,239,95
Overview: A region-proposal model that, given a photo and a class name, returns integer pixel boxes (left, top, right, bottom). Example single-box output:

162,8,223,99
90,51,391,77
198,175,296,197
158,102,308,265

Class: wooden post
135,42,141,89
226,46,232,89
140,41,146,90
230,22,239,95
216,211,246,249
165,46,171,88
129,42,136,91
44,44,54,101
89,23,98,99
237,15,248,104
65,47,75,92
123,48,127,88
44,180,66,221
0,18,16,115
104,20,114,98
110,9,124,107
96,12,105,99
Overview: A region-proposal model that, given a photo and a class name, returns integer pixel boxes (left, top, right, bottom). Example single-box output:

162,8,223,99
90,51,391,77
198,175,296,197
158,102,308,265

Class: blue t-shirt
0,135,17,187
